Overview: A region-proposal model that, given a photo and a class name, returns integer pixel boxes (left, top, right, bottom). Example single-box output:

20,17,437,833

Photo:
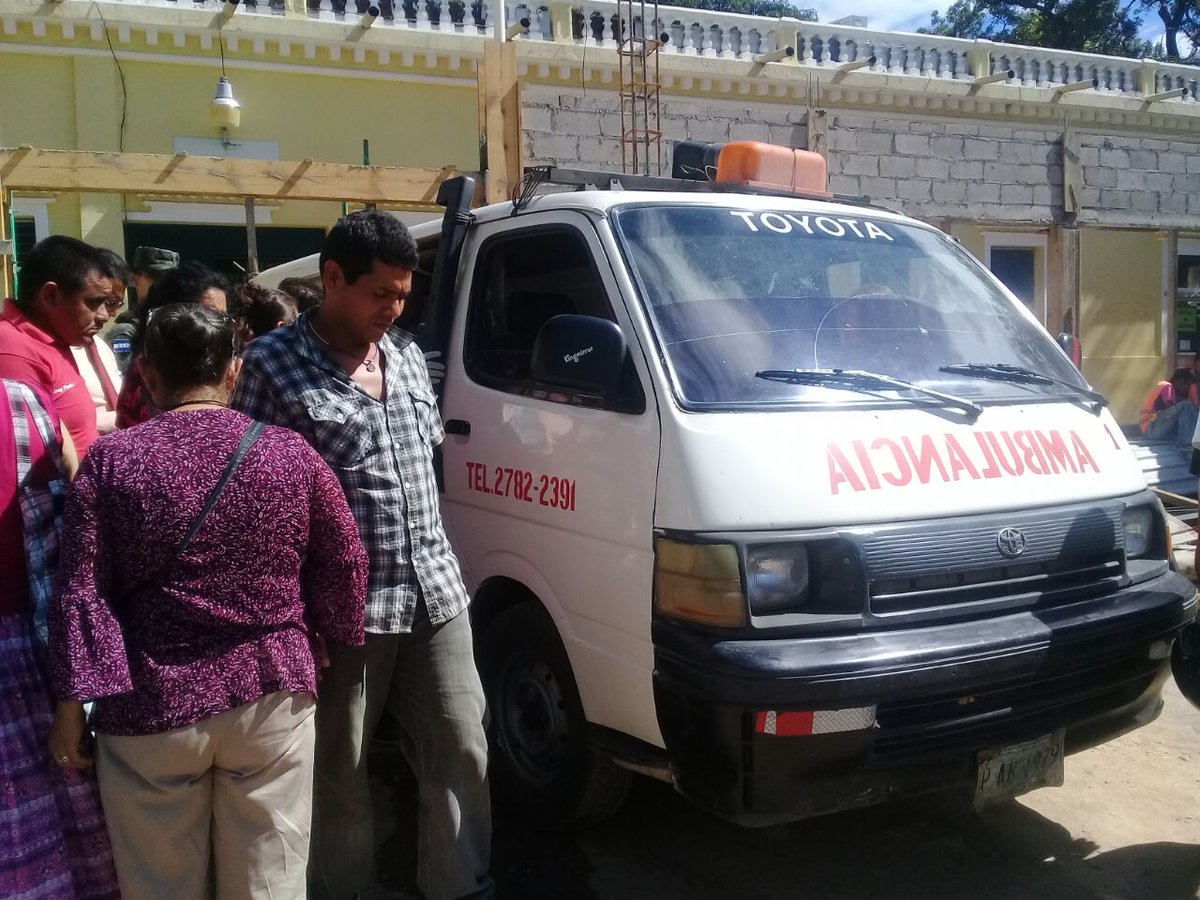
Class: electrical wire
92,3,130,226
91,3,128,153
510,166,550,213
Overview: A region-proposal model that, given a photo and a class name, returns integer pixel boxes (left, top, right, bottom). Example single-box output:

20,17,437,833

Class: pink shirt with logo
0,303,100,457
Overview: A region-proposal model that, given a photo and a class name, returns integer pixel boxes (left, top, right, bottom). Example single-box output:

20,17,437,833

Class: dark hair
15,235,110,307
240,283,299,338
319,210,418,285
134,261,230,354
1170,368,1195,391
144,304,237,394
96,248,133,289
277,277,323,314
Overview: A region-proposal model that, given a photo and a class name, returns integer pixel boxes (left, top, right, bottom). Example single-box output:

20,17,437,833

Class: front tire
1172,623,1200,709
478,602,632,830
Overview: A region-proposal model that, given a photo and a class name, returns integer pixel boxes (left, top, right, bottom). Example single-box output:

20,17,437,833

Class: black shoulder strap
175,420,266,559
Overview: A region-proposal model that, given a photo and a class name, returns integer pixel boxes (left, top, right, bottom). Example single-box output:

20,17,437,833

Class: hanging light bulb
211,75,241,129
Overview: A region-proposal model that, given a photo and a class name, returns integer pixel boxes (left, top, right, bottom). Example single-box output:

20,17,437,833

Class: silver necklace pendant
365,360,376,372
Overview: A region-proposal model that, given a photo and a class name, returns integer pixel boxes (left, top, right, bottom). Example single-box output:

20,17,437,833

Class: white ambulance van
257,143,1196,828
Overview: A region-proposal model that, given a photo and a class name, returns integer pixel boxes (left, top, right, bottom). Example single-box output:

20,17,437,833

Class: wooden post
1164,229,1179,365
0,180,13,300
244,197,259,277
1061,127,1082,216
1061,225,1081,340
479,41,522,205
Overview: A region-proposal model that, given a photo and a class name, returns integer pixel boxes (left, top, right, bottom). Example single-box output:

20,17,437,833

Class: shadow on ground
366,749,1199,900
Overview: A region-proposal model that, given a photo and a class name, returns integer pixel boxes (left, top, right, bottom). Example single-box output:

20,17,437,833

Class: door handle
445,419,472,436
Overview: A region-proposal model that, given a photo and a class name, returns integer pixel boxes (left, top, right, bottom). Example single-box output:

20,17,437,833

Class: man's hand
49,701,92,770
424,350,446,386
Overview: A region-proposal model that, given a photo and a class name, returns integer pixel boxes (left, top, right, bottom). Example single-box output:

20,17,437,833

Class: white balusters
798,31,813,65
722,26,738,59
815,36,829,65
85,0,1200,98
919,45,934,77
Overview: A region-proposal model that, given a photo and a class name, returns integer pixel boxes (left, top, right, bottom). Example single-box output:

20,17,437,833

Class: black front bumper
653,571,1196,826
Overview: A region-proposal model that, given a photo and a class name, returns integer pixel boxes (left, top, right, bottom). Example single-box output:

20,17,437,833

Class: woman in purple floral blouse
48,304,368,900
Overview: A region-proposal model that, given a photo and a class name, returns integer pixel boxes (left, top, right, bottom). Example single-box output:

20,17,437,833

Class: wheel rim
495,656,570,787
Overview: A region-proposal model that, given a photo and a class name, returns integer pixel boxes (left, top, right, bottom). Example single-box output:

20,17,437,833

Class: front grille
856,504,1126,616
870,649,1159,764
870,551,1124,614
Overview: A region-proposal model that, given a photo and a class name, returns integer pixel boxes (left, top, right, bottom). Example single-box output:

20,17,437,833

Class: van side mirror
531,315,627,397
1057,332,1083,368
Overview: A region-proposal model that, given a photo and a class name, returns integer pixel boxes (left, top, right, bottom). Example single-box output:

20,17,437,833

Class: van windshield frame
609,203,1092,412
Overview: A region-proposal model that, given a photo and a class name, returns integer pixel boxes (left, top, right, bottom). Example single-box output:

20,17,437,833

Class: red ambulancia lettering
827,429,1102,494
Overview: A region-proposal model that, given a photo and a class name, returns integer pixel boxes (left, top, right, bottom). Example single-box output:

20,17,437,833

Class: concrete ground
365,681,1199,900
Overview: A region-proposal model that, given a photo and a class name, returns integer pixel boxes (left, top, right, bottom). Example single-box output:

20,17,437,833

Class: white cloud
804,1,936,33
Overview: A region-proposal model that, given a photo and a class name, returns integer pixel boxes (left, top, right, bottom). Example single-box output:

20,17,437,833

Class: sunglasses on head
147,303,243,357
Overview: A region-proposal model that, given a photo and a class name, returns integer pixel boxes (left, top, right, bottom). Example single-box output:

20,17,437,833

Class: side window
465,228,644,411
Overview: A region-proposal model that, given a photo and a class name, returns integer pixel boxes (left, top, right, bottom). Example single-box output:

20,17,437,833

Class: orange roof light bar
671,140,831,199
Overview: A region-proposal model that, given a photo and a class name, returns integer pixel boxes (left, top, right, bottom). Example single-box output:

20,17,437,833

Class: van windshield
611,204,1091,410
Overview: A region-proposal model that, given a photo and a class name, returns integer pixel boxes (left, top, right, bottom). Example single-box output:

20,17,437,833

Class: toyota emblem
996,527,1027,558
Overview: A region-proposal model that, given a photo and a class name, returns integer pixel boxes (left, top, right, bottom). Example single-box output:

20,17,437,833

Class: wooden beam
1061,225,1081,337
0,147,482,208
480,41,522,205
1061,127,1082,217
0,179,12,300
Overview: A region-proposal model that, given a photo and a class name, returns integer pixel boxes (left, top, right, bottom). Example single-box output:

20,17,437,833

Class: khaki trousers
96,691,316,900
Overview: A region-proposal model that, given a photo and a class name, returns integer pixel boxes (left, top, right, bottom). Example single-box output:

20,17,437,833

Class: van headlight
1122,506,1156,559
655,536,866,626
746,544,810,615
747,539,865,616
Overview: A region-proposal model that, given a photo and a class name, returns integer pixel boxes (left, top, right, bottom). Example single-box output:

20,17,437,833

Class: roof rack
516,165,893,214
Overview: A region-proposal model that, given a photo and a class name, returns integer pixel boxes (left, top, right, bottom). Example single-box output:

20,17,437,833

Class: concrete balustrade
22,0,1200,101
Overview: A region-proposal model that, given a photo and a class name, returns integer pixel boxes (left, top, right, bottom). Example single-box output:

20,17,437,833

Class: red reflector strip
755,706,876,736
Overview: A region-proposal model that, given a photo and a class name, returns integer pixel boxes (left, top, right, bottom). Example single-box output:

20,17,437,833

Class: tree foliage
919,0,1161,59
922,0,991,37
667,0,817,19
1141,0,1200,61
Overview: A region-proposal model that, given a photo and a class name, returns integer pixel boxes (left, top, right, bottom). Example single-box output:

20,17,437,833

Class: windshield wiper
755,368,983,419
938,363,1107,413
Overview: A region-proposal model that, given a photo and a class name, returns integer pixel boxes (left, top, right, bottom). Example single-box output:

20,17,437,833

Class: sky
806,1,936,34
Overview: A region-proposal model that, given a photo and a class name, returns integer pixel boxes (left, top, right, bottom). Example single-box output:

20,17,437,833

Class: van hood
655,403,1148,532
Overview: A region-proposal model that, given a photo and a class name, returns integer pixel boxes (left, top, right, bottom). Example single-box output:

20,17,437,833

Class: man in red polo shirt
0,236,116,458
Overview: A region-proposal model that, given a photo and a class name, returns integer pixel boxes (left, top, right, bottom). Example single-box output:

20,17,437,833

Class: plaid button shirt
232,312,468,633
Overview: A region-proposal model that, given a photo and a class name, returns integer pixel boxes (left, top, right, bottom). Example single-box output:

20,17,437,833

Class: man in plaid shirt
232,211,491,900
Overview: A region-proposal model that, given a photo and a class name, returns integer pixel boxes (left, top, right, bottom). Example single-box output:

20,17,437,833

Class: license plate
974,730,1065,811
